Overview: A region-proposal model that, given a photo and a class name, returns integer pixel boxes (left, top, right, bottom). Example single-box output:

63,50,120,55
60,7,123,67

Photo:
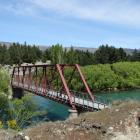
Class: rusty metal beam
56,64,76,110
75,64,94,101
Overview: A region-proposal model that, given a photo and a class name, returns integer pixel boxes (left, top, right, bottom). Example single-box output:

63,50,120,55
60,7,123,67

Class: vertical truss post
22,67,26,87
41,67,44,93
43,67,47,95
35,66,38,93
18,67,20,86
41,67,46,95
11,67,15,84
28,67,32,89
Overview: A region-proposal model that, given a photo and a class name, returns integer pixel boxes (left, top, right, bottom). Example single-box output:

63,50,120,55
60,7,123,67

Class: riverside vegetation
35,61,140,92
81,62,140,92
0,68,45,131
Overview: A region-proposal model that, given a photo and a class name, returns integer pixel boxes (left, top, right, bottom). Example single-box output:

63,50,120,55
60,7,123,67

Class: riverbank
24,101,140,140
81,62,140,92
1,101,139,140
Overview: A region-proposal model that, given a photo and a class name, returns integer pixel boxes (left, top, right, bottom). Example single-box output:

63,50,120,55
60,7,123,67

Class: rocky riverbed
0,101,140,140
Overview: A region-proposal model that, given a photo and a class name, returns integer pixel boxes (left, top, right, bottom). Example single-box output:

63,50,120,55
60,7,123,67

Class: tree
118,48,127,61
0,68,10,94
75,50,95,66
8,43,43,65
42,49,51,63
65,47,79,64
49,44,64,64
8,43,22,64
94,45,127,64
131,49,140,61
0,45,10,65
0,93,10,122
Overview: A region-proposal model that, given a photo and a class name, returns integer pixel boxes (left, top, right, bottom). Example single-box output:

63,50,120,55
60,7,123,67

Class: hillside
0,41,137,55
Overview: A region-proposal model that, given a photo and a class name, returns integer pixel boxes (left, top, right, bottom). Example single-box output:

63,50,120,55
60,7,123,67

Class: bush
0,68,10,94
0,68,43,130
111,62,140,88
0,93,11,121
0,121,3,129
7,120,17,129
79,62,140,91
82,64,118,91
10,95,39,130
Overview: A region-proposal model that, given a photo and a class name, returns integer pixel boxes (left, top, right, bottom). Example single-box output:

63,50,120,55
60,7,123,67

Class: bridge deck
12,82,108,110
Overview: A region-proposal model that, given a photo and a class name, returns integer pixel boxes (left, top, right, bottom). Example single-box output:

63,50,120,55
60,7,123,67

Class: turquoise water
33,96,70,121
33,89,140,121
95,89,140,101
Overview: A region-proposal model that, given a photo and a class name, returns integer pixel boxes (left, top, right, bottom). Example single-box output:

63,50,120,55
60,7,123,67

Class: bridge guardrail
70,90,112,106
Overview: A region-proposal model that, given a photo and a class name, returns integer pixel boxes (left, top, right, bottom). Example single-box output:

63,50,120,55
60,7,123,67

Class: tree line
0,43,139,65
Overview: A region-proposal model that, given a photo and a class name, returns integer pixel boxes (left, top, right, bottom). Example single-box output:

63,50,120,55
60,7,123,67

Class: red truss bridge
11,64,109,112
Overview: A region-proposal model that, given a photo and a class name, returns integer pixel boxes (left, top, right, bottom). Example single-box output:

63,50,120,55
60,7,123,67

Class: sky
0,0,140,49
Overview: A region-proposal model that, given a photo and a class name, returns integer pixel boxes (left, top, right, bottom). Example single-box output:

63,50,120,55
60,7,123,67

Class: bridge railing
70,90,111,106
12,81,109,110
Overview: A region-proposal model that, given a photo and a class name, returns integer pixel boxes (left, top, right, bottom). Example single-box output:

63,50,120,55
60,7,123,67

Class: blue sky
0,0,140,49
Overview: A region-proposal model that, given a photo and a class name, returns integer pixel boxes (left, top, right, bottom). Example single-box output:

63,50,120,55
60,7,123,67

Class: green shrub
7,120,17,129
0,68,10,94
82,64,118,91
112,62,140,88
10,94,39,130
80,62,140,91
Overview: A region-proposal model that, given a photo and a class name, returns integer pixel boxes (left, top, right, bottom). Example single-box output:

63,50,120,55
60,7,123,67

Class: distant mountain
123,48,139,55
38,45,50,51
0,41,12,48
0,41,138,55
66,47,138,55
65,47,98,53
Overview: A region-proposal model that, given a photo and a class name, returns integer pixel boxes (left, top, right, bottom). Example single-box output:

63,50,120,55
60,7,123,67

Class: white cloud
0,0,37,16
29,0,140,26
1,0,140,26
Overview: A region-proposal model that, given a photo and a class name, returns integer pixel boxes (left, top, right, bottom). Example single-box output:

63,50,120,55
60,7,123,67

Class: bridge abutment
68,109,78,119
12,86,24,99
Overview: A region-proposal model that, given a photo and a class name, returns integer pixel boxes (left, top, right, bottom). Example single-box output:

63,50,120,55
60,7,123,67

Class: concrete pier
12,87,24,99
68,109,78,119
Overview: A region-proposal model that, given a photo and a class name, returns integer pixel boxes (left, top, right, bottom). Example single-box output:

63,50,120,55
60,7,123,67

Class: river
33,89,140,122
